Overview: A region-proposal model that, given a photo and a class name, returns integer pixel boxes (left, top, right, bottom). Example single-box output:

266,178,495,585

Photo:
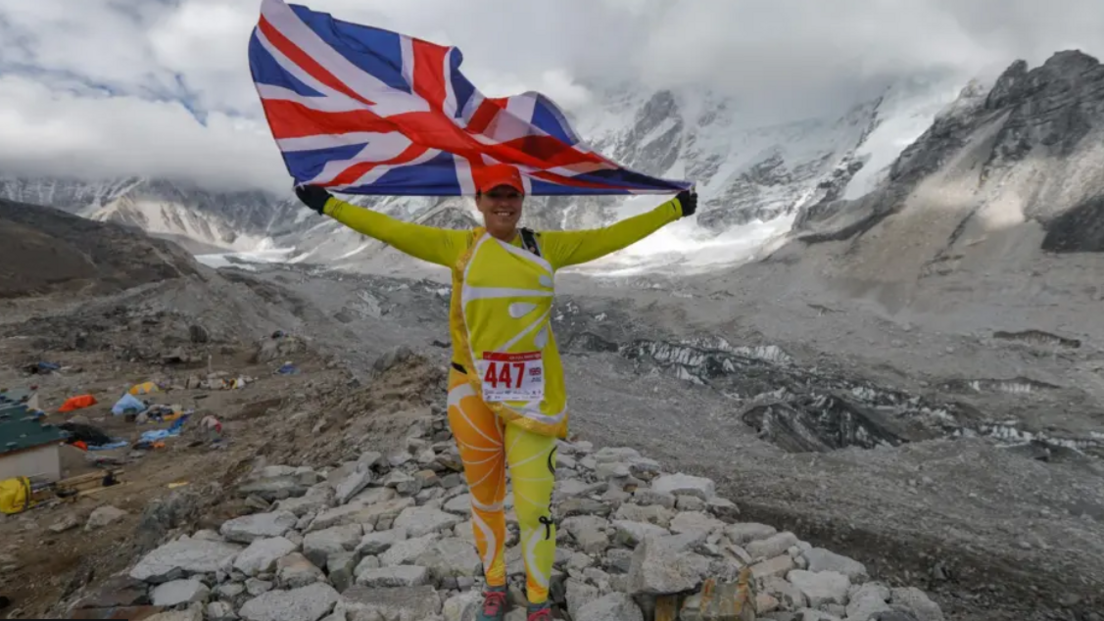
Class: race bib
477,351,544,402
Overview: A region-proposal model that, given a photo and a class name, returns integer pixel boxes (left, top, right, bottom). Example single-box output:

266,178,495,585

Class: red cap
474,164,525,194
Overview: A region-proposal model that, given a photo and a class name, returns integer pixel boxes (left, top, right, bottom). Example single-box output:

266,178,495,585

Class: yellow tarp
129,382,159,395
0,476,33,515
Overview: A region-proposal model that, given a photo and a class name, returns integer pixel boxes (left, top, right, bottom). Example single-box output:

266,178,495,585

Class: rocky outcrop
0,199,202,299
790,50,1104,257
114,406,947,621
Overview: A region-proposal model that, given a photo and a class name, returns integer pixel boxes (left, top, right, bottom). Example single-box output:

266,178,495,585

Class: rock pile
72,411,945,621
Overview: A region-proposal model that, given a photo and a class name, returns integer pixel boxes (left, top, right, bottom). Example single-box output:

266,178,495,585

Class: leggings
446,368,558,605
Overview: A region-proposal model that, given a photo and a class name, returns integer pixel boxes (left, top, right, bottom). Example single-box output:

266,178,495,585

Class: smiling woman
293,173,694,620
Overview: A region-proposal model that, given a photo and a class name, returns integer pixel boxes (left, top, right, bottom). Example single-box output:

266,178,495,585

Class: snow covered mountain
767,50,1104,317
0,76,963,274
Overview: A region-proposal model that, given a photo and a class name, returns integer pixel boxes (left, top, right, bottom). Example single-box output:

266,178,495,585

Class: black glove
295,184,333,215
675,188,697,217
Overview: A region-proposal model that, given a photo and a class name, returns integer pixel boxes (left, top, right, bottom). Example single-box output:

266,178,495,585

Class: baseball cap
474,164,525,194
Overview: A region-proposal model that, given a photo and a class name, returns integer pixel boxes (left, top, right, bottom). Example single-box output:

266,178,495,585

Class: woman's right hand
295,184,333,215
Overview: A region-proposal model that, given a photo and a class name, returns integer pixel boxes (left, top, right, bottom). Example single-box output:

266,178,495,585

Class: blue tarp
111,393,146,416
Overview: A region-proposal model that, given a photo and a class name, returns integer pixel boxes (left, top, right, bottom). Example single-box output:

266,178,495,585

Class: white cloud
1,0,1102,191
0,74,283,192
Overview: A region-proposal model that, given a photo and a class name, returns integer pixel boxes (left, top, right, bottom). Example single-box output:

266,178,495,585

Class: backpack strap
520,227,542,258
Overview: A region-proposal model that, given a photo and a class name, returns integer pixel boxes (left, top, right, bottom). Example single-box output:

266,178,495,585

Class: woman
295,164,696,621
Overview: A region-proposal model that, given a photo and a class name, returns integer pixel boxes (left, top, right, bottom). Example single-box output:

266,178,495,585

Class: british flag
248,0,691,196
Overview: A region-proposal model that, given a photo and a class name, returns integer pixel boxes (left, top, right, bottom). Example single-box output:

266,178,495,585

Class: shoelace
482,591,507,616
527,607,552,621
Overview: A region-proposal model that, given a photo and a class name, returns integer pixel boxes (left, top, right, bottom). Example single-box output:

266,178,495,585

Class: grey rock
631,488,676,509
561,515,610,554
723,522,777,545
439,474,462,489
847,583,892,620
327,553,358,593
383,470,417,490
762,575,808,610
277,488,334,518
379,534,438,566
649,473,715,500
627,457,662,479
595,462,632,479
151,579,210,607
627,534,712,595
669,511,726,536
556,453,577,470
238,477,310,503
338,585,442,621
216,583,245,602
355,565,431,588
747,532,799,560
239,583,339,621
675,495,706,512
414,537,482,578
889,587,944,621
443,494,472,515
86,505,127,531
245,579,273,596
441,590,481,621
804,548,869,583
234,537,299,576
613,499,671,523
566,579,601,621
131,539,244,583
221,512,298,544
576,592,643,621
560,497,612,518
277,553,325,589
554,479,605,500
303,524,363,567
605,548,634,574
308,497,412,533
335,470,373,505
356,528,408,556
751,555,796,580
207,601,238,621
147,603,205,621
705,496,740,521
593,446,641,463
393,506,463,537
611,520,668,547
388,451,413,468
566,550,594,572
787,570,851,608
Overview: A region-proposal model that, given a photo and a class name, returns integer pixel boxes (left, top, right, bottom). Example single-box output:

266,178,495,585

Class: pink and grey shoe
475,586,508,621
527,602,553,621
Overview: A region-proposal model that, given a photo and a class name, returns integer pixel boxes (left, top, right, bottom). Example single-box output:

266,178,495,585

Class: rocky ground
0,281,949,621
1,202,1102,620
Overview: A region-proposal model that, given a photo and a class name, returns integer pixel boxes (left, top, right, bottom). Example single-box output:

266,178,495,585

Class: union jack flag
248,0,691,196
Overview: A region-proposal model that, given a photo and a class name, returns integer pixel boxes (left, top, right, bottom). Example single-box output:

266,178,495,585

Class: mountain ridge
0,76,962,272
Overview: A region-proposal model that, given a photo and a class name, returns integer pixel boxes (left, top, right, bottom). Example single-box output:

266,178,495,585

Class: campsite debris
200,416,223,443
23,362,60,375
58,394,97,413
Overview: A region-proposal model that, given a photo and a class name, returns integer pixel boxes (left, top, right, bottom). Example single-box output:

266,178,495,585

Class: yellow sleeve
538,196,684,269
323,197,469,267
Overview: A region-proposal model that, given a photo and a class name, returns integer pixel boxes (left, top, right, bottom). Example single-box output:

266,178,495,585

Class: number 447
484,361,524,389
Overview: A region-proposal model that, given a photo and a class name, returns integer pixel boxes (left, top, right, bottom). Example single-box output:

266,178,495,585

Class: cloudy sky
0,0,1101,193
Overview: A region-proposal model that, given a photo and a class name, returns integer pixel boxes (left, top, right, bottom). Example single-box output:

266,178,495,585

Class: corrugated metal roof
0,403,67,455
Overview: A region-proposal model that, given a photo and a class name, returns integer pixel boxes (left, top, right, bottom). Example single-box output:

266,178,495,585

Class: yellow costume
324,195,685,604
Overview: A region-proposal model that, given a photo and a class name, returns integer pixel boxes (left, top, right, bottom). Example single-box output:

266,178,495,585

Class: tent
128,382,159,395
